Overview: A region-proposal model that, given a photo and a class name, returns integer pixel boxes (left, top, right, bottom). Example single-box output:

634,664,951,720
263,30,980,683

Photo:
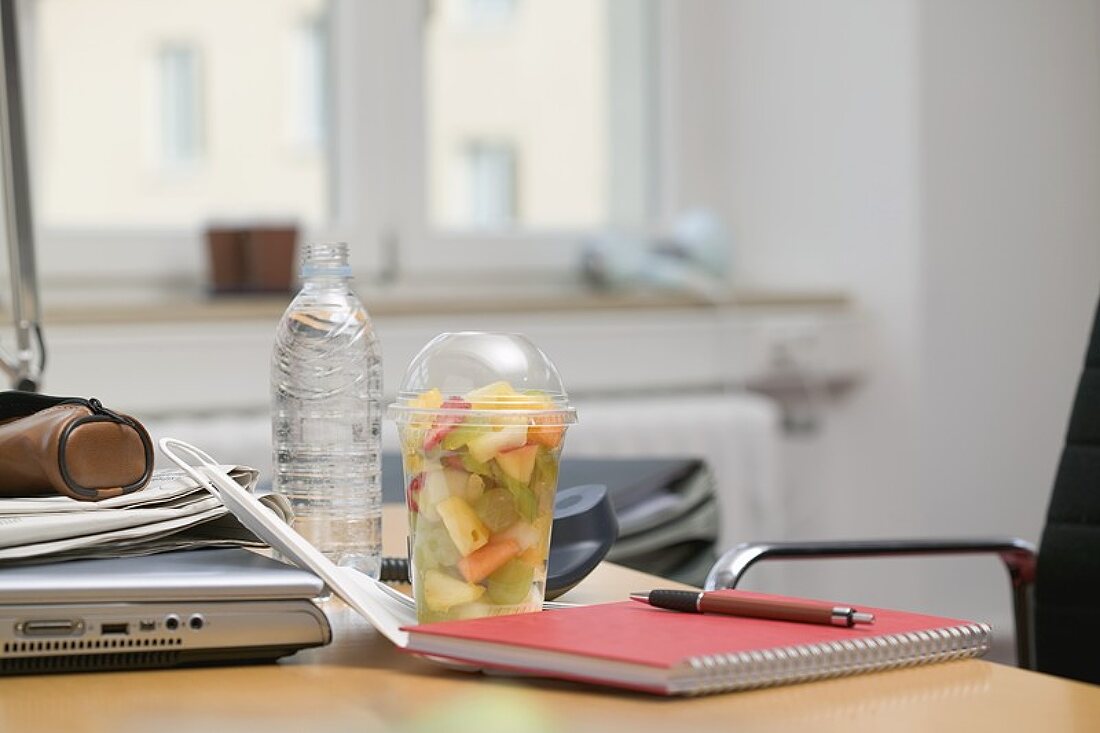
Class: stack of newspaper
0,467,284,565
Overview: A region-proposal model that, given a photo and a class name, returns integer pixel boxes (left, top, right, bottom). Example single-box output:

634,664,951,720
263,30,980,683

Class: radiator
563,392,783,549
145,390,783,551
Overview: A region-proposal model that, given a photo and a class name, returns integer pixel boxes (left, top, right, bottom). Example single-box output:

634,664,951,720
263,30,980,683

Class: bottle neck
301,276,352,292
300,242,352,281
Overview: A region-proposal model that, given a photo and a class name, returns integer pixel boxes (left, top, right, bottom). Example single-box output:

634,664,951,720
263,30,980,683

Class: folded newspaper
0,466,286,565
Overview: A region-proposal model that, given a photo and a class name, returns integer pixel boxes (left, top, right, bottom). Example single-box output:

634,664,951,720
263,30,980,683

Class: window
156,44,203,168
26,0,703,292
457,140,517,228
423,0,654,235
456,0,517,29
288,15,328,150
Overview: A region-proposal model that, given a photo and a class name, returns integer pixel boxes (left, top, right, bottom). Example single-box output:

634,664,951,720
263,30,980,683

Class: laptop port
100,622,130,635
139,620,156,632
18,619,84,637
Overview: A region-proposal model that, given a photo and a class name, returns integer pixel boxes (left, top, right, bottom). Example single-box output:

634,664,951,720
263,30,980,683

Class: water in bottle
271,242,382,578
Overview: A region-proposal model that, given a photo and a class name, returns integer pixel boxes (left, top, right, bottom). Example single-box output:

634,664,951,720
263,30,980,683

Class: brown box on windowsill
205,223,298,295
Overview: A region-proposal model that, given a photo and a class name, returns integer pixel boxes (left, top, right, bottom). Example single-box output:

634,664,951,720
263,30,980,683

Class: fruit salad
397,381,568,623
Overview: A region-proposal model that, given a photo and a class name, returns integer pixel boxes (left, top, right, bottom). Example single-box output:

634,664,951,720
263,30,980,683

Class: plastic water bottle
271,242,382,578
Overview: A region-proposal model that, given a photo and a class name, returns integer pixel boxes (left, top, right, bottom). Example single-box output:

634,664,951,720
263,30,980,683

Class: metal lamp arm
0,0,42,391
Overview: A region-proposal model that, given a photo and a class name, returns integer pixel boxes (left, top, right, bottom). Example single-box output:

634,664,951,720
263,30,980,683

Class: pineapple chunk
422,569,485,612
410,388,445,409
436,496,491,556
407,388,445,429
464,380,519,410
467,424,528,463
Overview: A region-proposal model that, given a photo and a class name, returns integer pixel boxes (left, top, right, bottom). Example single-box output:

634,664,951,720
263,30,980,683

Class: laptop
0,548,330,675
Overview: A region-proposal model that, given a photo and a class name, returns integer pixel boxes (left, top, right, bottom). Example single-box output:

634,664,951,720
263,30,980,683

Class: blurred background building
34,0,633,231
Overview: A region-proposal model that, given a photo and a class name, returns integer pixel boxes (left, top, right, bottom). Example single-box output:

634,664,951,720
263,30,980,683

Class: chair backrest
1036,291,1100,683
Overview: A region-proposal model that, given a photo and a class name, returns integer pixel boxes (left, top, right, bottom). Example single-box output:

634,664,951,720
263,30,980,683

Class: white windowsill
36,276,851,326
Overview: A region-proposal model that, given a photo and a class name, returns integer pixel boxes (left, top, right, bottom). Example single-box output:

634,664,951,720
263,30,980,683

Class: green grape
531,449,559,495
473,488,519,533
415,522,461,570
504,476,538,522
487,559,536,605
461,452,493,476
412,538,439,571
442,425,481,451
490,461,539,522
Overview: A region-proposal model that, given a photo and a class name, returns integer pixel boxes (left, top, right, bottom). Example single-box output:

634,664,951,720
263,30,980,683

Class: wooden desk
4,508,1100,733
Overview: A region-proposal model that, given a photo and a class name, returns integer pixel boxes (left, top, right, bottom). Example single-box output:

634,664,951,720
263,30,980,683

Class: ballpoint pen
630,589,875,627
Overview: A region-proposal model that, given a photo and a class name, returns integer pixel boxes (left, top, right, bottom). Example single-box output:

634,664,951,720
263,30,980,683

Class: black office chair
705,291,1100,684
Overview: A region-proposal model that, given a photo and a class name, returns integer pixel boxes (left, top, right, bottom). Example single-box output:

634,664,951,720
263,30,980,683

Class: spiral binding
674,622,992,696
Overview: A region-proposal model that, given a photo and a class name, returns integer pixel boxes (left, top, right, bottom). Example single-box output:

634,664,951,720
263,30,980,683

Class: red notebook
401,589,991,696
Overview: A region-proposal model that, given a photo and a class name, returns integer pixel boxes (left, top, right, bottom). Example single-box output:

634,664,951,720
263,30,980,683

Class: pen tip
852,611,875,625
629,592,650,603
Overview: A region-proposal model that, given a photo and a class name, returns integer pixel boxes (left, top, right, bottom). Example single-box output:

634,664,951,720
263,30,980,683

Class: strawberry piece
406,472,424,513
440,454,466,471
422,397,472,451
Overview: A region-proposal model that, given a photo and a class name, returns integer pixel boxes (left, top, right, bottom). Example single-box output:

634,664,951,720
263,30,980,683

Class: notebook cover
401,589,988,693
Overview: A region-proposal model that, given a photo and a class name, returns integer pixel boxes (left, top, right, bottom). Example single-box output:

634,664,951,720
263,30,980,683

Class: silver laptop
0,548,330,674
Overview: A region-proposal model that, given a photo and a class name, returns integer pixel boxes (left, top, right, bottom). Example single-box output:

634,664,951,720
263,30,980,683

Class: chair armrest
704,537,1037,668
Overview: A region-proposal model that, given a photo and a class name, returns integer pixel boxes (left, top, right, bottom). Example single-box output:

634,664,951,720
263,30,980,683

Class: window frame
23,0,720,292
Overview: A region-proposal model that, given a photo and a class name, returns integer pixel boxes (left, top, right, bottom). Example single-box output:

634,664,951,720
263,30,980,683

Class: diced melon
497,520,541,552
436,496,491,556
457,539,520,583
422,569,485,612
528,413,566,448
418,466,452,522
467,424,528,463
518,545,545,567
465,473,486,502
495,444,539,484
442,467,471,496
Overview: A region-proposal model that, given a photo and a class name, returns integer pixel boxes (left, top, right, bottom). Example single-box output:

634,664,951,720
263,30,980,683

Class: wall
717,0,928,608
718,0,1100,644
918,0,1100,619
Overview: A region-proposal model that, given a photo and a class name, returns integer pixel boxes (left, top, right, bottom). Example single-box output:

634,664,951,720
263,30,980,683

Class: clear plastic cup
387,332,577,623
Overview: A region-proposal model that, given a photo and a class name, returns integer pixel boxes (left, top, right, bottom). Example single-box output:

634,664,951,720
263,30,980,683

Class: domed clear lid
387,331,576,422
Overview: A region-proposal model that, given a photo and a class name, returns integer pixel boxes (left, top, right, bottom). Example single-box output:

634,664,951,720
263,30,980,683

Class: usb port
101,622,130,635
